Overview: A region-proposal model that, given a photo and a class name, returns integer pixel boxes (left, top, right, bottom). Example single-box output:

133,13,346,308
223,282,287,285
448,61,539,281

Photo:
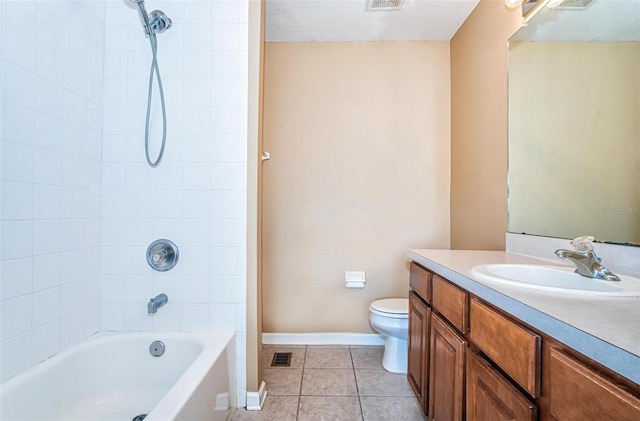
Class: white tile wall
101,0,248,407
1,0,105,382
2,0,249,406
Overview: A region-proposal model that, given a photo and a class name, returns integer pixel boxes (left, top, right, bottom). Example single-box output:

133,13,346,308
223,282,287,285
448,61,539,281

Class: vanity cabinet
432,275,468,334
429,313,466,421
408,262,432,414
409,263,468,420
466,349,536,421
469,298,540,398
429,274,468,421
407,260,640,421
546,347,640,421
408,291,430,413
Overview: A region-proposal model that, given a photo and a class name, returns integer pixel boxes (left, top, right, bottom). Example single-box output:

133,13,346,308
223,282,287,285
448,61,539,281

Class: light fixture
505,0,525,8
504,0,541,18
504,0,553,24
523,0,551,24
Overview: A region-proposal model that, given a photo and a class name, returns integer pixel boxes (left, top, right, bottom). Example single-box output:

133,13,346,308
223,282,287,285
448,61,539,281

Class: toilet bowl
369,298,409,374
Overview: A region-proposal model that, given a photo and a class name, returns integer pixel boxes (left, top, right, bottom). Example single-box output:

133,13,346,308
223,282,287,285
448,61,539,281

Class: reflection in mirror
507,0,640,246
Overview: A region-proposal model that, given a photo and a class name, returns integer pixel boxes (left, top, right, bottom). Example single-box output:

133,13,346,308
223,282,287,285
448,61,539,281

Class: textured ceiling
265,0,481,42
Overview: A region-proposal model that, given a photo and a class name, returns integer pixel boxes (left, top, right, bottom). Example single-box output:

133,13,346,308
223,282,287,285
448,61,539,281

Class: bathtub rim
144,331,235,420
0,331,236,420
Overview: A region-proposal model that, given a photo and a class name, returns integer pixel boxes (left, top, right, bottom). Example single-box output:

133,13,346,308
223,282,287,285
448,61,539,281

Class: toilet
369,298,409,374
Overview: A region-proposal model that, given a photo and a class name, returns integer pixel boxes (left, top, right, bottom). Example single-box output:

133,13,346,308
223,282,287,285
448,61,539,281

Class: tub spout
148,293,168,315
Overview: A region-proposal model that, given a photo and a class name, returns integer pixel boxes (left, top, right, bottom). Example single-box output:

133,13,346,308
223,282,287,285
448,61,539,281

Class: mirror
507,0,640,246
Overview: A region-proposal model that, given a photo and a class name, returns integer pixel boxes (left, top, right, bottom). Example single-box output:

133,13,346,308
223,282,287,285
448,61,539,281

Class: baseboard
246,381,267,411
262,332,385,346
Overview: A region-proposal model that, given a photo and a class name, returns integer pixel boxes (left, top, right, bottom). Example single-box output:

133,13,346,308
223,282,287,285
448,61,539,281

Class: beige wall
450,0,523,250
262,42,451,333
246,0,264,392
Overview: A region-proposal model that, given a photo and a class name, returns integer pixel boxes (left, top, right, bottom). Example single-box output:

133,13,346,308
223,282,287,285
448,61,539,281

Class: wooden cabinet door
548,348,640,421
429,313,467,421
408,292,430,415
467,349,537,421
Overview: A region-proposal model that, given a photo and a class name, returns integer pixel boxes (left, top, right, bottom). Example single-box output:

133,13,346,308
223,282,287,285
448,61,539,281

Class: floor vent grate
271,352,292,367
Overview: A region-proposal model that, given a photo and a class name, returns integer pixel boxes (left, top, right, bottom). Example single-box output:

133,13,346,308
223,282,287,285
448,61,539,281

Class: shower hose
144,32,167,167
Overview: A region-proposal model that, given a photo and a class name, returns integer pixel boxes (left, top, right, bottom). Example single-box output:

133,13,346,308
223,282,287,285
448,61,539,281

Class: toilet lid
370,298,408,316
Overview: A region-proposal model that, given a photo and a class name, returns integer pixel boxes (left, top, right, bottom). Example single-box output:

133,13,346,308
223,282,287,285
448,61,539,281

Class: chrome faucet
148,293,168,315
554,249,621,282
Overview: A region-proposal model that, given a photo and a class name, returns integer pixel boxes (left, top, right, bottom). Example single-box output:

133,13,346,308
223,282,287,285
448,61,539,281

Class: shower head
130,0,152,34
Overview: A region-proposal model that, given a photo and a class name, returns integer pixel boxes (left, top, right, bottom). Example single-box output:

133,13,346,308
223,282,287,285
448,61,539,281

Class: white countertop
407,249,640,385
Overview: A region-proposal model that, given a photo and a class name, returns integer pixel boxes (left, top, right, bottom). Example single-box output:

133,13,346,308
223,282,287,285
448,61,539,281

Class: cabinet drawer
467,349,537,421
410,262,431,303
432,274,468,334
469,299,541,397
549,348,640,420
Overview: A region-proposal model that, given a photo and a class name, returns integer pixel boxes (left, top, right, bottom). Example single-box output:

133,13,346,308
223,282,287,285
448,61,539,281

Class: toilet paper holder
345,271,366,288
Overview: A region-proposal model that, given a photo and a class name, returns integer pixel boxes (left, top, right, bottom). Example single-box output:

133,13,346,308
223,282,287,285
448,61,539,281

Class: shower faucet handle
146,239,179,272
151,250,165,264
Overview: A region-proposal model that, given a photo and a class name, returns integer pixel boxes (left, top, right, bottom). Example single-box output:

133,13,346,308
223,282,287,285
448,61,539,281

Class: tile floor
230,345,426,421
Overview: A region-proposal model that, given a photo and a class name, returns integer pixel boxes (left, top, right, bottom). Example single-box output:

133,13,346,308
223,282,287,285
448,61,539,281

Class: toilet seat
370,298,408,319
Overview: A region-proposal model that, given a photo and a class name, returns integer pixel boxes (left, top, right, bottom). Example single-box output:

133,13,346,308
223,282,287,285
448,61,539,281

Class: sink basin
469,264,640,296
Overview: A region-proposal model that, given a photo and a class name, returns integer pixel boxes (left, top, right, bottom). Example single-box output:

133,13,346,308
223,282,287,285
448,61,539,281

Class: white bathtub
0,332,235,421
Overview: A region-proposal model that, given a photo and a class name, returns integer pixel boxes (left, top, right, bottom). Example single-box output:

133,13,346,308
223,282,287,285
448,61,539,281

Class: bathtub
0,331,235,421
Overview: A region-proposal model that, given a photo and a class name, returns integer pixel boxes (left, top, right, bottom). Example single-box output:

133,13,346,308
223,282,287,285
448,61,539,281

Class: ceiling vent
366,0,404,12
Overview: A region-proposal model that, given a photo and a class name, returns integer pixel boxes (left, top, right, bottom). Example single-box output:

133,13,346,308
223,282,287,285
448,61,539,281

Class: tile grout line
294,345,307,420
350,345,366,421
